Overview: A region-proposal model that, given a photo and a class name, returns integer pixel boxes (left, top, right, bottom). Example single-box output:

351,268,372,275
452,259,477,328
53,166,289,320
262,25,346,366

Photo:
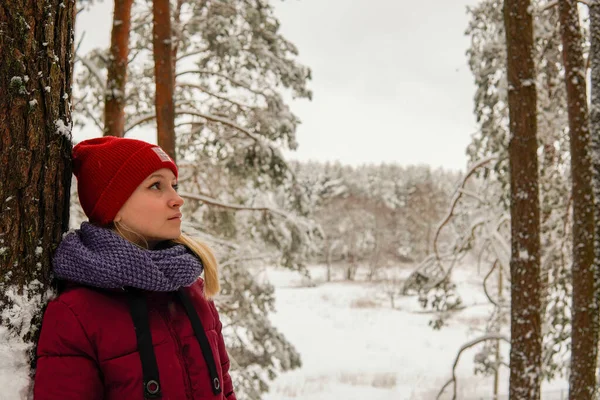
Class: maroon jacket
34,280,236,400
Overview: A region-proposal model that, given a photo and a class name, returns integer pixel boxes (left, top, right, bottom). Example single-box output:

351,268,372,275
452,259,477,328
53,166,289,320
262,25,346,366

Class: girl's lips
168,213,182,220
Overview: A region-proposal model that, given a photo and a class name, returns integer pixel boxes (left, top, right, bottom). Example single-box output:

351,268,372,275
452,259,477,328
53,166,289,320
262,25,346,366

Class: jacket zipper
160,303,194,399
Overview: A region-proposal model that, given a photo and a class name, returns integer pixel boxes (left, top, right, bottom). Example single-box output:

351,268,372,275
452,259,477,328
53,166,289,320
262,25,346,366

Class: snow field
258,265,568,400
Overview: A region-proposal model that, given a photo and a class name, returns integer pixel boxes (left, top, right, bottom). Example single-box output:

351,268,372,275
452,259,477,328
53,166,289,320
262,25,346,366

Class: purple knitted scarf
53,222,203,291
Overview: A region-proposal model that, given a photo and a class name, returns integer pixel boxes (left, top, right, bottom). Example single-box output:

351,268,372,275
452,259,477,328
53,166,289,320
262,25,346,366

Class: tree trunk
172,0,184,87
591,0,600,379
104,0,134,137
564,0,600,398
0,0,74,392
503,0,543,399
152,0,176,161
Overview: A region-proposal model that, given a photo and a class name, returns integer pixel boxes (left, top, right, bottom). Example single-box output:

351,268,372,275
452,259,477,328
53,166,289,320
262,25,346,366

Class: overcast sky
76,0,480,171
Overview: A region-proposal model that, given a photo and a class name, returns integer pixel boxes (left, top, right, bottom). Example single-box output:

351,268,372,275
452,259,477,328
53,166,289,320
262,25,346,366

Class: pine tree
504,0,542,398
558,1,599,398
590,1,600,384
151,0,176,160
0,0,75,397
104,0,133,137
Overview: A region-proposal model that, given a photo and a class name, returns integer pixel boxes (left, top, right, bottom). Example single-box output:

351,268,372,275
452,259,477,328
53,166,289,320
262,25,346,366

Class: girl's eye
172,184,179,191
150,182,160,190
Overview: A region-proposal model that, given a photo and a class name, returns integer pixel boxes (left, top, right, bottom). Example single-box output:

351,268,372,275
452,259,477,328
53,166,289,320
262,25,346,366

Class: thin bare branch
436,334,510,400
75,31,86,56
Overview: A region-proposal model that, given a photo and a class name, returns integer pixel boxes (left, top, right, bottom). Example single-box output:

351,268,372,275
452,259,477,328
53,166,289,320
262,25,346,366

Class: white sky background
75,0,481,172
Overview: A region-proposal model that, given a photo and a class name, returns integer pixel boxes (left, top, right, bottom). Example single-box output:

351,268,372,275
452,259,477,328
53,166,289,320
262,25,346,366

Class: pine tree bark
152,0,176,161
590,0,600,358
503,0,542,398
0,0,74,345
104,0,134,137
571,0,600,398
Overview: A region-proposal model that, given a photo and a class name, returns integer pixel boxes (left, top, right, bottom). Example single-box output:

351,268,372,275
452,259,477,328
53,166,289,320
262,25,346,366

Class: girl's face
114,168,184,248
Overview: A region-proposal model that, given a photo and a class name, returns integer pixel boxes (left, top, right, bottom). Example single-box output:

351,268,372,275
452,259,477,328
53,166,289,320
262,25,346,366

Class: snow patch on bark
0,325,31,400
0,282,53,400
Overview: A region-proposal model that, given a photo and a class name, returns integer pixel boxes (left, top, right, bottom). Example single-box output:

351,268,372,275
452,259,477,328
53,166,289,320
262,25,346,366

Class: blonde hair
173,233,220,298
112,222,220,298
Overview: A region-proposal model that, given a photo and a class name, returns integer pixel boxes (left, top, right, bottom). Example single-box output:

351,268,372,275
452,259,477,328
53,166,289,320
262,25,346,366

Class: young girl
33,136,236,400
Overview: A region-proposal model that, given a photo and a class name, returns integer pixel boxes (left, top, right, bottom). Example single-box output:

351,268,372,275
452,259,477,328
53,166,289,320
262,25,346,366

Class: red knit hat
72,137,178,225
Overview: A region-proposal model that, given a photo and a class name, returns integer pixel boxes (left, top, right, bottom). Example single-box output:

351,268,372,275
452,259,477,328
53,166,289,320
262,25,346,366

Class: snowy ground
256,264,569,400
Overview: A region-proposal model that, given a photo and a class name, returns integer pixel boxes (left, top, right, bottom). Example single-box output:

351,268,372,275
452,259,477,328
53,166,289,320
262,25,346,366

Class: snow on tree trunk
559,1,599,399
152,0,176,161
0,0,74,397
503,0,542,398
104,0,134,137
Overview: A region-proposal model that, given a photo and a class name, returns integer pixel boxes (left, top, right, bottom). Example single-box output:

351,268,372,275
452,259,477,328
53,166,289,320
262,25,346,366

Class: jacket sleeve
209,301,236,400
34,300,103,400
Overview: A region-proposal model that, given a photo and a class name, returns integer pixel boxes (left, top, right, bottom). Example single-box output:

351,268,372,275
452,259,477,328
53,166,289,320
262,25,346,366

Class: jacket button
214,378,220,390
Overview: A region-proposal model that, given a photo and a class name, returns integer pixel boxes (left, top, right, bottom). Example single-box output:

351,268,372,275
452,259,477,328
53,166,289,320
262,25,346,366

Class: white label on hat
152,147,172,162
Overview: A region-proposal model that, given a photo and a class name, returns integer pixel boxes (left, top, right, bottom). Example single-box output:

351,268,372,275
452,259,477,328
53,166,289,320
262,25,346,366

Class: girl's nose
169,191,184,208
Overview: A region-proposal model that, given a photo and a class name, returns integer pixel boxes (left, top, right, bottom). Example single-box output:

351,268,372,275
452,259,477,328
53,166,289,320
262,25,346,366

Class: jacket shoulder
55,285,118,309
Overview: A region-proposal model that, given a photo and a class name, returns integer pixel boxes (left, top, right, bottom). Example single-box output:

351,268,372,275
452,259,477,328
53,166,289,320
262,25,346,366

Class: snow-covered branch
436,333,510,400
176,69,270,100
123,113,155,133
432,156,499,264
176,109,264,145
179,191,309,229
543,0,588,11
181,221,240,250
482,261,508,308
175,48,210,62
75,54,106,92
83,108,104,133
124,109,267,148
219,253,277,269
456,188,487,204
176,82,254,110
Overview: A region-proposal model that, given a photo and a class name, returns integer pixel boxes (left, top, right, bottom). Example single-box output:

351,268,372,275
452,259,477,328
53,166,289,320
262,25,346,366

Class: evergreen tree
0,0,75,397
104,0,133,137
504,0,542,397
558,0,598,397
